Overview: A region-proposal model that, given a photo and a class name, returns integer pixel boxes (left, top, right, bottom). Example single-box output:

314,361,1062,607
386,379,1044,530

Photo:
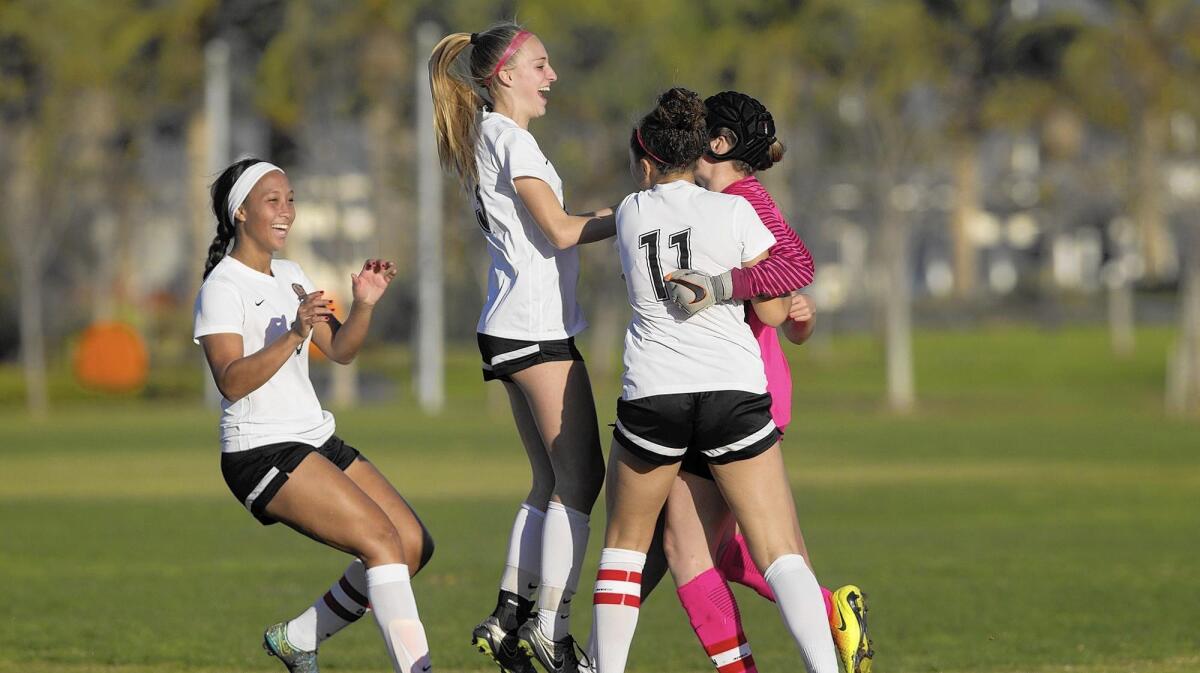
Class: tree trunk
1167,255,1200,415
1107,279,1136,357
5,124,49,418
1131,110,1175,280
879,177,915,413
950,137,979,297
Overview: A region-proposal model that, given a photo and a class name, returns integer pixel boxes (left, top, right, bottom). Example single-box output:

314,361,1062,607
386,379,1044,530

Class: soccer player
428,23,615,673
660,91,874,673
194,159,434,673
592,87,839,673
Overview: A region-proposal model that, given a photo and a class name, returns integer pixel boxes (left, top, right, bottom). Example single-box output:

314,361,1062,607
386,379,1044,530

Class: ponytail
428,22,527,188
203,157,262,279
429,33,481,186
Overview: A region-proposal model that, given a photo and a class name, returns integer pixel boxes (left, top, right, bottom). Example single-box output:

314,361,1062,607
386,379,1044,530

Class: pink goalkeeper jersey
724,176,807,431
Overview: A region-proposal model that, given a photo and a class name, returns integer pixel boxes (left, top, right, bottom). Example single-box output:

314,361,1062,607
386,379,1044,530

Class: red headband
636,128,668,165
488,30,533,83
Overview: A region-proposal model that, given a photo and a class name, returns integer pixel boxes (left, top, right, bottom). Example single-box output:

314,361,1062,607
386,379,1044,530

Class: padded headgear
704,91,777,171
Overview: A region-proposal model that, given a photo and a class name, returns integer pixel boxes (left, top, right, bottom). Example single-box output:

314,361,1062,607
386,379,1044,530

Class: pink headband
636,128,668,165
488,30,533,83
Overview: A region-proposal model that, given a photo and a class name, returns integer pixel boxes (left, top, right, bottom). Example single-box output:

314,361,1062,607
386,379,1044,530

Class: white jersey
615,180,776,400
473,111,586,340
193,256,335,453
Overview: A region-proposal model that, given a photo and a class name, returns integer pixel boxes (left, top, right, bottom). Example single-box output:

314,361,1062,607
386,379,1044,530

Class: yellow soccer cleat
830,585,874,673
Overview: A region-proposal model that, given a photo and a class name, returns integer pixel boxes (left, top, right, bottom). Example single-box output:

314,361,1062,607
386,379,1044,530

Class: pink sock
822,586,834,621
677,568,756,673
716,535,775,602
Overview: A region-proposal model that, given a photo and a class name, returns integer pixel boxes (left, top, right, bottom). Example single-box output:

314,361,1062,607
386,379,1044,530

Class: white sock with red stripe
763,554,839,673
592,548,646,673
285,559,370,651
536,502,590,641
366,563,432,673
500,503,544,602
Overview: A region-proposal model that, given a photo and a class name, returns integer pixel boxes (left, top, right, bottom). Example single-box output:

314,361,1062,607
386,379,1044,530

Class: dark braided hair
202,157,262,279
629,87,709,174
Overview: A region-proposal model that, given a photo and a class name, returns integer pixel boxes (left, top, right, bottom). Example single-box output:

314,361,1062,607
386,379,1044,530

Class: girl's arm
200,290,332,402
514,177,615,249
309,259,396,364
728,213,814,300
781,293,816,345
743,251,790,327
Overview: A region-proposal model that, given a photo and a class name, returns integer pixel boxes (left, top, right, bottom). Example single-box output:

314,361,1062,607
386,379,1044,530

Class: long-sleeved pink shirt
723,176,813,431
725,176,814,300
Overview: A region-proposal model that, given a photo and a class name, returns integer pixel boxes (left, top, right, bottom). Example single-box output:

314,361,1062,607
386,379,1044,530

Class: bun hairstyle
203,157,263,279
629,87,709,173
704,91,785,173
428,22,530,187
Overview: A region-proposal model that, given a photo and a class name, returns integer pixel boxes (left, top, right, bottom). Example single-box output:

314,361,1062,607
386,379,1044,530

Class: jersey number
639,229,692,301
473,185,492,234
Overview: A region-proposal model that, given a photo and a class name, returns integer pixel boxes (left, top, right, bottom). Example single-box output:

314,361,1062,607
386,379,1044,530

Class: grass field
1,325,1197,673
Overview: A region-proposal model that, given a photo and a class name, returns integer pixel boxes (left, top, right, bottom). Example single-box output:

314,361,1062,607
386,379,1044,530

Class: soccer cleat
516,620,591,673
830,585,874,673
472,614,538,673
262,622,319,673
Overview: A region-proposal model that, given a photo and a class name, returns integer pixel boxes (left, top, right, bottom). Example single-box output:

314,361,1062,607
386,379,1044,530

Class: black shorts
220,435,361,525
477,333,584,382
681,427,785,480
613,391,779,471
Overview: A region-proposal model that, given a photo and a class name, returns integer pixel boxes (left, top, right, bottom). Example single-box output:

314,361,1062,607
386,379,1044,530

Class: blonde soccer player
428,23,616,673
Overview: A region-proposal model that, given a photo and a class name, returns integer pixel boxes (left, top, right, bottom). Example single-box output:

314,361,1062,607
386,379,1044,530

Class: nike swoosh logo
836,603,853,632
255,299,265,306
670,278,707,304
527,583,538,590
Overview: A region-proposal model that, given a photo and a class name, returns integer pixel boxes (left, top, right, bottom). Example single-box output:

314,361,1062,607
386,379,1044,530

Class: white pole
203,38,231,408
415,22,445,413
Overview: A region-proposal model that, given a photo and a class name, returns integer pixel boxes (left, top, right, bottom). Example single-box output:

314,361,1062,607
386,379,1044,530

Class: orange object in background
74,322,148,392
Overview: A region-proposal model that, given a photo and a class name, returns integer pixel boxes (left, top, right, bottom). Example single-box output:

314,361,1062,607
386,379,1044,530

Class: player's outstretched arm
310,259,396,364
513,176,615,249
200,290,331,402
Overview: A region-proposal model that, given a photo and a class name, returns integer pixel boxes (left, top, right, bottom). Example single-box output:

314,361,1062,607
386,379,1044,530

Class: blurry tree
798,0,943,413
0,0,213,417
1062,0,1200,409
1064,0,1200,282
922,0,1078,298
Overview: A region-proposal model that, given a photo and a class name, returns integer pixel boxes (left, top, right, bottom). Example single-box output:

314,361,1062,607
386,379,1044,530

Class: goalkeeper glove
665,269,733,316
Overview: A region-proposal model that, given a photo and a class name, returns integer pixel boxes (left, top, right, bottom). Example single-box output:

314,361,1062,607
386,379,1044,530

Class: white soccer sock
536,501,590,641
286,559,370,651
592,548,646,673
366,564,432,673
500,503,545,602
763,554,839,673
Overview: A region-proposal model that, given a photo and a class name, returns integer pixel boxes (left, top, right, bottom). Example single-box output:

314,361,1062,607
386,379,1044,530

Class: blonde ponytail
429,33,481,186
428,22,526,189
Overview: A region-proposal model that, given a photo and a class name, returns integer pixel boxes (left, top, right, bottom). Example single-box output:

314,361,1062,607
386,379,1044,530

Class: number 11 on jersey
639,229,692,301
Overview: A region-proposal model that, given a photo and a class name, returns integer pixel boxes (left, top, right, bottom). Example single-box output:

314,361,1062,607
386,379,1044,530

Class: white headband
226,162,285,223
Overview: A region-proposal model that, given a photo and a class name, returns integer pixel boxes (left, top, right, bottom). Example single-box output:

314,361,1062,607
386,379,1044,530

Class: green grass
1,325,1198,672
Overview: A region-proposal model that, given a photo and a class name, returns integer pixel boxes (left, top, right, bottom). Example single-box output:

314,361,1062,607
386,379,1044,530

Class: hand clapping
351,259,398,307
